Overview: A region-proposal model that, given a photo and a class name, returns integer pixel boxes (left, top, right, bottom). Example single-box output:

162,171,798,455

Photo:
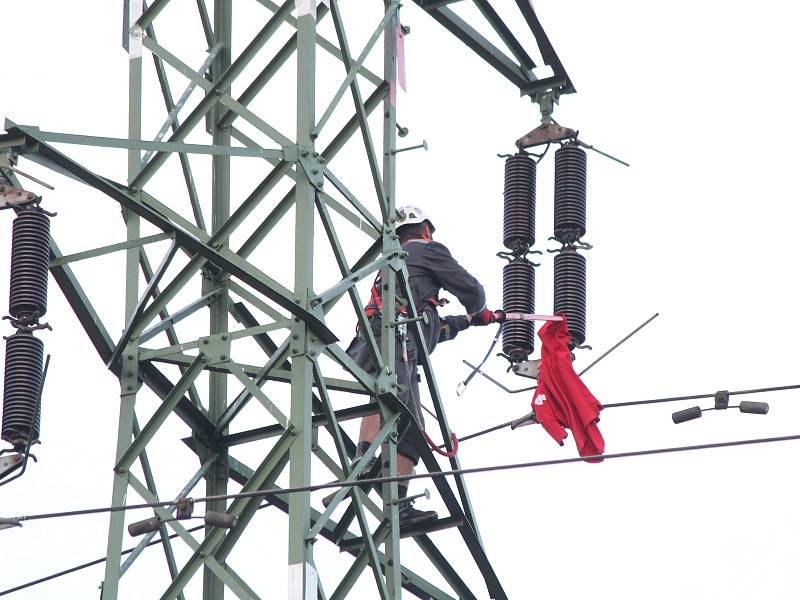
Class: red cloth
532,318,604,460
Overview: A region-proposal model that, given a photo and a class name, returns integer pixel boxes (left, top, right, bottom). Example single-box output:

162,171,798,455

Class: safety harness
363,271,446,319
362,247,458,457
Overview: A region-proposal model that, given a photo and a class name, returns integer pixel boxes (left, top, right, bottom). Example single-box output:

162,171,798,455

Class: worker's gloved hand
469,309,497,327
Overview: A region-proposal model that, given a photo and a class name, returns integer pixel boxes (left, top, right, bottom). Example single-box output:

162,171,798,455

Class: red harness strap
424,430,459,458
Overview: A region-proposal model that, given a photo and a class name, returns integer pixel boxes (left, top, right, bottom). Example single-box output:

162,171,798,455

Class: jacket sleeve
439,315,470,343
425,242,486,314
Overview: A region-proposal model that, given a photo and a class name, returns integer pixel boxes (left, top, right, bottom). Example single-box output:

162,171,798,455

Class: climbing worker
329,205,497,526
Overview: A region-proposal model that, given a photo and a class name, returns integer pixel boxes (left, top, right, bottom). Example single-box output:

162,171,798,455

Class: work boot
397,483,437,527
322,455,378,508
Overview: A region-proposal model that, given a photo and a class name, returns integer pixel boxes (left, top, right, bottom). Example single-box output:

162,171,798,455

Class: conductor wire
5,432,800,527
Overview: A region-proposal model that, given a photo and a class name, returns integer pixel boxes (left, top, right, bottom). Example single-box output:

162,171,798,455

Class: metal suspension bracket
511,359,540,380
516,91,575,150
0,183,38,209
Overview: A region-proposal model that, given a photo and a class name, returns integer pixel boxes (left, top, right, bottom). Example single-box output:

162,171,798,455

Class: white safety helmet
397,205,435,232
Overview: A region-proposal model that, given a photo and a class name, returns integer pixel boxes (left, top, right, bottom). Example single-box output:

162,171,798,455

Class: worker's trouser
346,307,440,464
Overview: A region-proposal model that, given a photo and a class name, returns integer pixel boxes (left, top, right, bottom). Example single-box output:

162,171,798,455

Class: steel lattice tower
0,1,573,598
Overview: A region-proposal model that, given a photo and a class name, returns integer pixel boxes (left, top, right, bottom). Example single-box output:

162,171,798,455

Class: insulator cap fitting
128,516,162,537
739,401,769,415
204,511,238,529
672,406,702,424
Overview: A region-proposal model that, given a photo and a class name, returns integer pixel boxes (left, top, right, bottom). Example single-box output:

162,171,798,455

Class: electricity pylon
0,1,572,597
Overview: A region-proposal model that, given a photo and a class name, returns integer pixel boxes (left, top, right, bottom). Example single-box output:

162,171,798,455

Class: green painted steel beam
126,476,262,600
130,417,186,600
138,320,290,360
329,0,389,221
26,129,282,158
315,196,383,372
206,4,233,594
144,351,370,396
119,454,217,575
49,232,173,267
115,353,207,472
156,429,295,600
315,2,398,136
144,20,211,232
287,6,318,594
11,129,337,342
223,459,458,600
254,0,382,86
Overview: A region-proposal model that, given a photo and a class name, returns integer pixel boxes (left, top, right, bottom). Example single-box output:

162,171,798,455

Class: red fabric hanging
532,317,604,461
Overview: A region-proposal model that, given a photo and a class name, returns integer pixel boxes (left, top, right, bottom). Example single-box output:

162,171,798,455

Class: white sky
2,1,800,599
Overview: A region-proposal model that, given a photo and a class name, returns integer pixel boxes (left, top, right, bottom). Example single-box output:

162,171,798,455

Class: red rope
423,430,459,457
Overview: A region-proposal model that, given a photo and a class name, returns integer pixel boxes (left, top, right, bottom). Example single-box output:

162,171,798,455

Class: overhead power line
3,432,800,529
454,382,800,444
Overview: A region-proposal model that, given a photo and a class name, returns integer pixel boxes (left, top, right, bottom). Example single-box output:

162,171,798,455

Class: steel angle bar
140,290,220,343
320,237,383,316
137,0,171,29
414,535,477,600
420,5,530,90
194,0,213,48
148,352,367,395
322,167,382,232
143,43,222,163
315,196,383,371
211,437,293,564
311,364,390,599
306,409,399,538
227,281,286,323
48,240,213,437
115,353,207,473
144,19,208,232
134,245,202,408
253,0,382,86
127,476,261,600
221,404,377,448
140,0,293,188
472,0,535,70
128,417,184,598
141,191,210,242
315,2,399,135
138,320,288,360
228,362,289,429
513,0,574,94
28,130,278,158
10,136,336,340
322,81,389,161
325,343,379,395
214,337,291,433
49,232,173,267
158,429,294,600
329,0,389,220
109,239,180,367
221,460,457,600
397,267,492,580
409,428,507,600
337,517,463,552
330,521,391,600
120,453,218,574
229,301,290,360
229,126,380,241
137,36,291,187
311,252,394,307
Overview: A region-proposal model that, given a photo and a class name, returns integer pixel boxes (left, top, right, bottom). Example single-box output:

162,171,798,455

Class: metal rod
578,313,659,377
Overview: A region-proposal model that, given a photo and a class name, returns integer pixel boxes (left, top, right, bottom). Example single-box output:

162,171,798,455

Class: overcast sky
2,1,800,599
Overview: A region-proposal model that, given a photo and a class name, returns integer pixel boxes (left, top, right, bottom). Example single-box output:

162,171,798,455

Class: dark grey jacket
404,239,485,343
404,239,485,313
